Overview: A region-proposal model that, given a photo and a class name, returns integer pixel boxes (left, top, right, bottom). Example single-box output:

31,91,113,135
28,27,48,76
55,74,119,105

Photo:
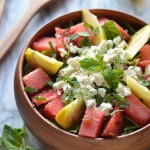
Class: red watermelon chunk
98,17,131,41
32,88,59,106
138,60,150,69
55,27,70,52
69,23,94,47
78,108,104,138
101,106,124,137
43,96,65,122
32,37,57,52
124,94,150,127
140,44,150,61
23,68,50,94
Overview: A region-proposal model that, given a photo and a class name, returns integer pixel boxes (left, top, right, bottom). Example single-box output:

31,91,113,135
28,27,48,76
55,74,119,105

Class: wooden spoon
0,0,54,62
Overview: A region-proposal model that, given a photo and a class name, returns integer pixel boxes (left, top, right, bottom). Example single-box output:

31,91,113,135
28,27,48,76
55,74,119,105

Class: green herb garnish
45,80,54,87
102,69,120,89
69,32,90,40
102,20,121,40
103,93,129,108
84,22,99,35
35,96,46,101
0,125,35,150
67,77,79,87
49,41,56,59
140,78,150,87
80,37,91,47
80,58,102,72
24,87,37,93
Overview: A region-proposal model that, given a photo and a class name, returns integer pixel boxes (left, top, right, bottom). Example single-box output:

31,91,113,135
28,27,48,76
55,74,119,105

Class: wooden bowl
14,9,150,150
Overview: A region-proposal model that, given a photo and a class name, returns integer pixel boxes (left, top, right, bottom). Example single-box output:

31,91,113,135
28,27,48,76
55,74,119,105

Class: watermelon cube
32,36,58,56
69,23,94,47
78,108,104,138
43,96,65,122
101,106,124,137
124,94,150,127
32,88,59,106
23,68,50,94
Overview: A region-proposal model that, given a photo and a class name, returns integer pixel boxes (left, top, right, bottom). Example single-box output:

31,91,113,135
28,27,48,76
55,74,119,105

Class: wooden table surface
0,0,150,149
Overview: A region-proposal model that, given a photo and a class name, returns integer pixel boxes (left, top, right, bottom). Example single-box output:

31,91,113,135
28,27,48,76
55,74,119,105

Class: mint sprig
0,125,35,150
69,32,90,40
102,20,121,40
49,41,56,59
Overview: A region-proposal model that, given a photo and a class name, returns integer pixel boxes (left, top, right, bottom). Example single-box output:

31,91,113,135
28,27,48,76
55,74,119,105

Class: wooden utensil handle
0,0,51,62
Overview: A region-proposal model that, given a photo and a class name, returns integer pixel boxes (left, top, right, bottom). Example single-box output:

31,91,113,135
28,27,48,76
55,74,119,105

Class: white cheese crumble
113,36,121,46
98,102,113,116
58,48,68,57
144,64,150,77
98,88,106,98
53,81,66,90
85,99,96,108
58,65,75,77
116,83,131,97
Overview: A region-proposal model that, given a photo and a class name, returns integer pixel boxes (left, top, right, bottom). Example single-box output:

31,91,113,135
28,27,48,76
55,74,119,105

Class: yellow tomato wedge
56,98,85,130
82,9,106,45
125,25,150,60
25,48,63,75
126,76,150,108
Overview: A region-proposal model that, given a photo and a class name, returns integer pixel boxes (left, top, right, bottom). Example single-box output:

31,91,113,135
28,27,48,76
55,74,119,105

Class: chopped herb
103,93,129,108
102,20,121,40
80,37,91,47
45,80,54,87
84,22,94,30
49,41,56,59
67,77,79,87
123,125,140,134
115,54,129,65
80,58,102,72
102,69,120,89
69,32,90,40
110,110,124,116
140,78,150,87
68,125,80,134
24,87,37,93
95,93,103,107
35,96,46,101
41,50,51,57
0,125,35,150
84,22,99,35
23,63,33,76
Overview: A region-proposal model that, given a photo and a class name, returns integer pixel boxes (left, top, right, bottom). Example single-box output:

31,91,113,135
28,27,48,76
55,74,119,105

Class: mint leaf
44,80,54,87
102,20,121,40
24,87,37,93
0,125,35,150
102,70,120,89
67,77,79,87
140,78,150,87
69,32,90,40
80,37,91,47
35,96,46,101
80,58,102,72
49,41,56,59
103,93,129,108
84,22,99,35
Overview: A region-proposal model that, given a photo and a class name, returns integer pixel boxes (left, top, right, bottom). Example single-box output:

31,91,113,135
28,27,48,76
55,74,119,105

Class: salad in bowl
22,9,150,139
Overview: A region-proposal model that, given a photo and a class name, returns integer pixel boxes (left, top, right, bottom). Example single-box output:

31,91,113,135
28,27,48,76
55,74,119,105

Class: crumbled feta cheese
59,66,75,76
98,102,113,116
116,83,131,97
103,54,115,63
134,66,143,77
58,48,68,57
85,99,96,108
144,65,150,77
62,83,71,91
53,81,66,90
107,40,113,49
98,40,107,52
57,90,61,95
105,64,112,70
113,36,121,46
67,56,80,70
117,40,128,49
90,73,105,86
98,88,106,98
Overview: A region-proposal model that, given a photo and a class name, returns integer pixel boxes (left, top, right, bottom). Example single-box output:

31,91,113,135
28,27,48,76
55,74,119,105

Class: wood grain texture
14,9,150,150
0,0,53,62
1,0,150,149
0,0,6,22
